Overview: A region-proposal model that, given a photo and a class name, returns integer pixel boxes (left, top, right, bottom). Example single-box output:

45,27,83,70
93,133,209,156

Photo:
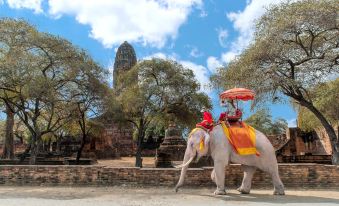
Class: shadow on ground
0,186,338,205
195,191,339,204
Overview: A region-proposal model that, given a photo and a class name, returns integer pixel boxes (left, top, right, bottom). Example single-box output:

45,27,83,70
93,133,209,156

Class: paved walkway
0,186,338,206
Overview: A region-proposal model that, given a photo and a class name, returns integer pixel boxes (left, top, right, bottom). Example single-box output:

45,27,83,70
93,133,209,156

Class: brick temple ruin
267,126,338,164
81,41,161,159
82,41,138,158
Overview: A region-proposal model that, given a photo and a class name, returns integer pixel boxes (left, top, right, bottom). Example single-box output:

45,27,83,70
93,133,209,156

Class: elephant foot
214,189,227,195
273,188,285,195
174,184,181,193
273,185,285,195
237,187,250,194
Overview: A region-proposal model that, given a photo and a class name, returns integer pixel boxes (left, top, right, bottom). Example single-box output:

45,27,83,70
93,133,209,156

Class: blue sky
0,0,297,126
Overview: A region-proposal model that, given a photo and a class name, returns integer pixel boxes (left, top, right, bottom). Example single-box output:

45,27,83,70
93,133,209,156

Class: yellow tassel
199,137,204,151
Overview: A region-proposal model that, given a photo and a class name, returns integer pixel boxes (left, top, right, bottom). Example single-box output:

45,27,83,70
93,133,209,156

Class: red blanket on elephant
221,121,259,156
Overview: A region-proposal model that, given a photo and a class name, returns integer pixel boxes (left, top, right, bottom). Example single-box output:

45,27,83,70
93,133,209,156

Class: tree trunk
19,143,31,162
135,126,145,167
29,135,41,165
2,104,15,159
16,134,23,144
135,144,143,167
76,134,86,163
29,140,38,165
56,135,62,153
46,138,51,152
300,100,339,165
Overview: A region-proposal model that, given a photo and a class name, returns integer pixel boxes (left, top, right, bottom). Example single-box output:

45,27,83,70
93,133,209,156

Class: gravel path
0,186,338,206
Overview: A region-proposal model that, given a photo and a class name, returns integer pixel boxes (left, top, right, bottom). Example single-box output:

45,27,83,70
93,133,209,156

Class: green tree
115,58,211,167
211,0,339,164
70,63,109,162
297,78,339,132
0,18,107,164
245,109,287,135
270,118,289,135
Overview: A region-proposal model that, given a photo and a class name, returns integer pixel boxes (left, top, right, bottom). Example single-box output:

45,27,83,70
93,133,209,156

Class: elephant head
175,128,210,192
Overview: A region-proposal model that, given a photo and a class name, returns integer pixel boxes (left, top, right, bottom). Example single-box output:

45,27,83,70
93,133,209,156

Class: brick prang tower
113,41,137,88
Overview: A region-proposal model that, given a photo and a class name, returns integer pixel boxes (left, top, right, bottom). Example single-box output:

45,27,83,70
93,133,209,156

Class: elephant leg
213,160,226,195
237,165,256,194
261,162,285,195
211,168,216,183
270,169,285,195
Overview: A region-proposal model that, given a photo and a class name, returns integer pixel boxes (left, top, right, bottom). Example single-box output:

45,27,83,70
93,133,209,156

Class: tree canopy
114,58,211,167
297,78,339,132
0,18,108,163
211,0,339,164
245,109,288,135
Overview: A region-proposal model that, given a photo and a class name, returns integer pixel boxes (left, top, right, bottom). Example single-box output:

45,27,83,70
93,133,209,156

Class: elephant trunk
175,149,195,192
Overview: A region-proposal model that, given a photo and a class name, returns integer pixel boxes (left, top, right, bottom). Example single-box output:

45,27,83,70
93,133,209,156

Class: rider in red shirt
219,99,242,122
196,108,214,131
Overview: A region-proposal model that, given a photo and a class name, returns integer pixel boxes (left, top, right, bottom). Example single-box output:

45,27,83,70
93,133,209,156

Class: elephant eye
190,142,194,148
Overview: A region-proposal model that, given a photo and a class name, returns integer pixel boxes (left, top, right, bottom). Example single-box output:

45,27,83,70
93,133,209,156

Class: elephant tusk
174,156,195,168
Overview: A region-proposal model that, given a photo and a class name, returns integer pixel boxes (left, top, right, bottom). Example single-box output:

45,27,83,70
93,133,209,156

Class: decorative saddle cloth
221,121,259,156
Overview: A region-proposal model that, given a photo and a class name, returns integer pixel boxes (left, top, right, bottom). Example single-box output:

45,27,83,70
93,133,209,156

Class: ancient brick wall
86,123,136,158
104,123,136,157
0,164,338,188
277,127,334,158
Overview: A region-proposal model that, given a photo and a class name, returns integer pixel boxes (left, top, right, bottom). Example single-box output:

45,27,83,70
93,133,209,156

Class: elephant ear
188,128,210,152
195,129,210,152
201,131,210,152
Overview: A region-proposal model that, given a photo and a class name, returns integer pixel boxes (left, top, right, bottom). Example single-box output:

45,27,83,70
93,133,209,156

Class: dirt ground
0,186,338,206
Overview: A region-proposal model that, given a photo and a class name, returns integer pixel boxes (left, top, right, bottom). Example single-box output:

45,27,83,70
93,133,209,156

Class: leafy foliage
114,58,211,166
245,109,288,135
0,18,108,163
297,78,339,132
211,0,339,163
212,0,338,103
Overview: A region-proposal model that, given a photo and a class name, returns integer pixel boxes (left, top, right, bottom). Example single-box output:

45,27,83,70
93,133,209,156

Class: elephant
175,124,285,195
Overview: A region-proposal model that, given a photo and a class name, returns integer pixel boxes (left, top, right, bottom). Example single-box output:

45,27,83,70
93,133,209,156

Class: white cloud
6,0,43,13
143,52,177,61
207,56,222,73
217,27,228,48
287,118,297,128
47,0,202,48
0,0,4,5
211,0,286,67
189,47,203,58
181,60,211,94
225,0,279,53
142,52,211,94
221,52,237,64
106,59,115,88
199,9,208,18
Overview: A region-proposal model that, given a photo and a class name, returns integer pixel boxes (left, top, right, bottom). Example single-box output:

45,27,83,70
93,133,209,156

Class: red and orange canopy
220,88,255,101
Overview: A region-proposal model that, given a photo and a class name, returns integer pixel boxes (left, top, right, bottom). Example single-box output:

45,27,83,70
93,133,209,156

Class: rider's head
220,99,227,107
200,106,207,113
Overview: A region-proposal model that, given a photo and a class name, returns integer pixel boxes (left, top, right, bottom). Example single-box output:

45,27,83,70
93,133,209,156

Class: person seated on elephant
219,99,242,123
196,108,214,131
